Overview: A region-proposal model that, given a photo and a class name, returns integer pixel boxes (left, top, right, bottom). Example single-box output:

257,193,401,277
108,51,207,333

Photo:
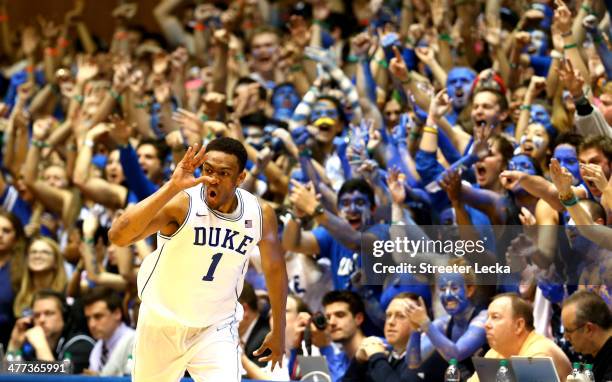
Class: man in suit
82,287,135,376
239,282,270,367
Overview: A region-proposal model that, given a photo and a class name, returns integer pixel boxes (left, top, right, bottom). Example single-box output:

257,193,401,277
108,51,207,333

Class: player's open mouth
208,189,218,200
446,301,458,310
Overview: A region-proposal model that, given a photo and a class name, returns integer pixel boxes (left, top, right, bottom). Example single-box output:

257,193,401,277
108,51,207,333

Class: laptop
472,357,517,382
510,356,561,382
296,355,332,382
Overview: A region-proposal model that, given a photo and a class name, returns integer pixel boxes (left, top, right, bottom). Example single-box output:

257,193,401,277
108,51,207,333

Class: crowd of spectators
0,0,611,381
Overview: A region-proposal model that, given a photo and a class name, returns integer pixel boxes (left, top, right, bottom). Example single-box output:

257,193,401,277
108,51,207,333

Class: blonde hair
13,237,67,317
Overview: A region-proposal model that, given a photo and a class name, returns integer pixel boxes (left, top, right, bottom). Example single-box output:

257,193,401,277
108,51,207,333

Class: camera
311,312,327,330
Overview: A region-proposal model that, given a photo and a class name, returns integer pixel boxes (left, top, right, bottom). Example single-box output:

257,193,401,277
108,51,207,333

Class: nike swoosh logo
196,212,207,217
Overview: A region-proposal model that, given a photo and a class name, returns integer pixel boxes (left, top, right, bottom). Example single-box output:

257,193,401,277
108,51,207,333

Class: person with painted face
247,28,281,90
503,154,542,214
446,67,477,126
292,94,349,192
428,67,477,166
271,83,300,122
525,29,553,77
285,178,388,291
498,133,592,213
518,121,554,175
405,262,487,380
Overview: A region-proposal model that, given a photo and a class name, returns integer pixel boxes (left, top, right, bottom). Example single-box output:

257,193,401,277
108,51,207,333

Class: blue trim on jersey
158,191,192,239
140,243,166,298
201,186,245,221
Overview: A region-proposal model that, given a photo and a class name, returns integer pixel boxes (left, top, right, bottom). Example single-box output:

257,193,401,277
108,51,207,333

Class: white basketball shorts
132,304,240,382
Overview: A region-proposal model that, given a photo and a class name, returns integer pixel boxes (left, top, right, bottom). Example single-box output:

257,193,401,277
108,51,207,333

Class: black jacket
244,314,271,367
341,353,423,382
593,336,612,382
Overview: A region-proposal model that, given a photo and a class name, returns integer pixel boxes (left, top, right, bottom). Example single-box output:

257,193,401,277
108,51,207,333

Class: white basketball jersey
137,185,263,327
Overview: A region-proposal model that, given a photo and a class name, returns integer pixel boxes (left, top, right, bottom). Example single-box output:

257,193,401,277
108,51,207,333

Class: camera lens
312,312,327,330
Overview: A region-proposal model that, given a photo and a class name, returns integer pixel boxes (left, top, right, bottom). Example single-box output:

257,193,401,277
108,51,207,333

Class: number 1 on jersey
202,253,223,281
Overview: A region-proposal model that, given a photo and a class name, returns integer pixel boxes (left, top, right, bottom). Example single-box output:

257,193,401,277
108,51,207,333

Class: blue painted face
528,30,548,56
446,68,476,110
554,144,581,185
311,101,339,122
437,273,470,315
508,154,537,175
338,190,372,230
272,84,299,121
530,104,551,127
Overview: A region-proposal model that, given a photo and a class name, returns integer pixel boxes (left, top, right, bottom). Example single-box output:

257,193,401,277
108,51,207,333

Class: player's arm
109,144,207,246
254,202,288,370
109,181,186,246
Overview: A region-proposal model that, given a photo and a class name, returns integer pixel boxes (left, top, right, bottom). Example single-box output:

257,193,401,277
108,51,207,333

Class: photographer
290,291,367,382
7,290,95,373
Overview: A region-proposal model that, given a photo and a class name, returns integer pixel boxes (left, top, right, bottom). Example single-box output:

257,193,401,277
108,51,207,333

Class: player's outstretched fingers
253,333,283,370
192,142,207,166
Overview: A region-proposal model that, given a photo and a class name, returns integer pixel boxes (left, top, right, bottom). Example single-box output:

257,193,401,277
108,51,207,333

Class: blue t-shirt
312,223,389,290
0,260,14,330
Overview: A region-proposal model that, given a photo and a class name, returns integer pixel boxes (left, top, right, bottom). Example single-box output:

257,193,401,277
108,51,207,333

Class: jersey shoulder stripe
139,243,165,297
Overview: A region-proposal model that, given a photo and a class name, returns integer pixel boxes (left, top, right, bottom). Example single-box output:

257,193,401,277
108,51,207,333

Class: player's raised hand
170,143,208,190
253,329,285,371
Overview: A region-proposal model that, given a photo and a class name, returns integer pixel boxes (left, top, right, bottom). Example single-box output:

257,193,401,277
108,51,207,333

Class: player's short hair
322,290,365,319
492,293,534,331
205,137,248,172
563,290,612,329
82,286,123,314
338,178,375,207
239,282,259,312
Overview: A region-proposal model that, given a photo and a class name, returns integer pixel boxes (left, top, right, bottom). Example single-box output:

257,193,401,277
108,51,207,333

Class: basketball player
109,137,288,381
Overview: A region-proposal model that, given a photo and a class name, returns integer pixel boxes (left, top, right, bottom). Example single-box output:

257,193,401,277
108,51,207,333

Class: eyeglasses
564,323,586,335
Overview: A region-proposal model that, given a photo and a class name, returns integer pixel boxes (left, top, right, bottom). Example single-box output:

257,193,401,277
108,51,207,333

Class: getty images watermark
370,236,511,276
360,225,528,286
